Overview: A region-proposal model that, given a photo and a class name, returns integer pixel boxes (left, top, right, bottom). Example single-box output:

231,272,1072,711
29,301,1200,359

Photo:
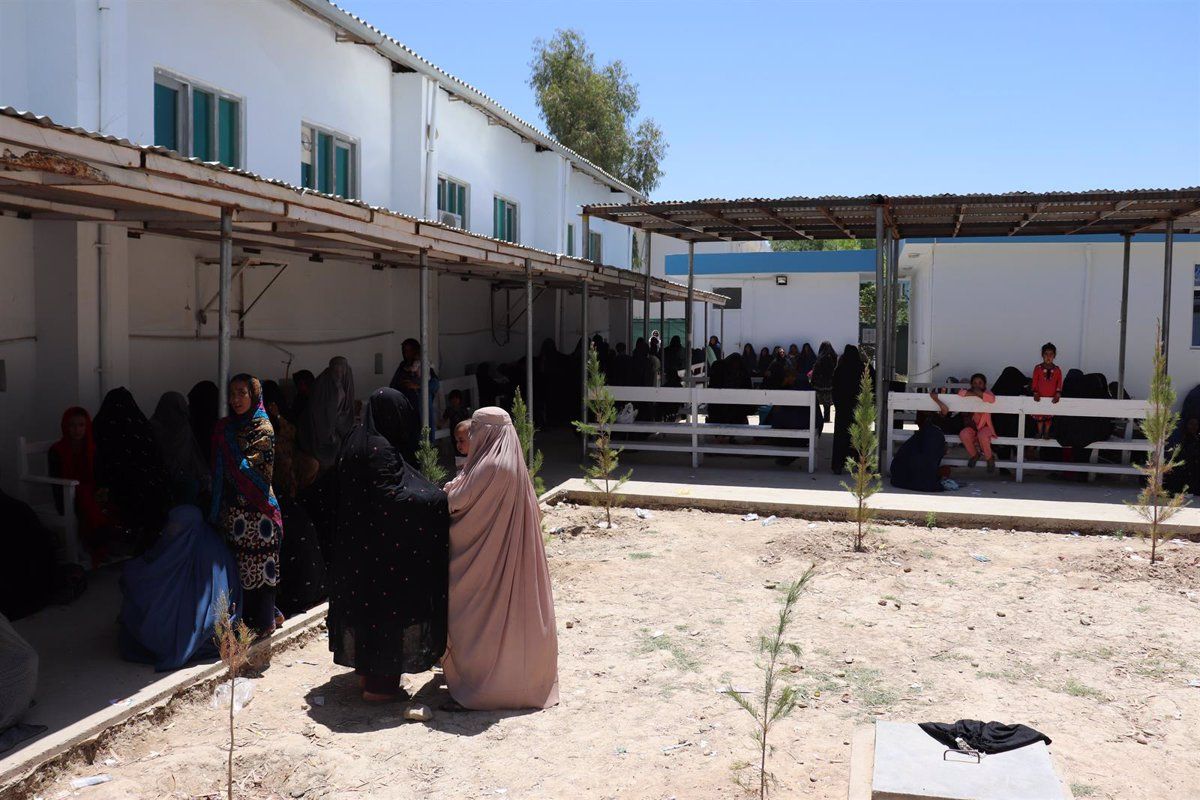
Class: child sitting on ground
1030,342,1063,440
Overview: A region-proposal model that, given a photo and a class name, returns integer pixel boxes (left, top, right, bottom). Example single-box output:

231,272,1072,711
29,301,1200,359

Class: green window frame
153,70,241,167
566,223,575,256
300,123,358,199
493,196,518,243
588,231,602,263
437,176,469,226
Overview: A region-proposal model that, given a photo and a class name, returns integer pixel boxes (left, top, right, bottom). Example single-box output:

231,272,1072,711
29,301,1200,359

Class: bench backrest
606,385,815,408
17,437,54,480
888,392,1148,420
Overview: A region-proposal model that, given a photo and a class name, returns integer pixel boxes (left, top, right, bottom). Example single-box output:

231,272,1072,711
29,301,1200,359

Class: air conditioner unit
439,211,463,229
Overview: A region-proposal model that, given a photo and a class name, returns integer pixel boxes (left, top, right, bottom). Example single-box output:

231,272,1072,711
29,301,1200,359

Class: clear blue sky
338,0,1200,200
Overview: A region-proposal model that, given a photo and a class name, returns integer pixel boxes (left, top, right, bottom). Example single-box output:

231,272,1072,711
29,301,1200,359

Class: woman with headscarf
210,374,283,638
742,344,758,377
149,391,209,508
48,406,118,564
810,346,838,424
818,341,836,360
329,388,448,702
662,335,685,389
118,505,241,671
796,343,818,379
93,388,172,549
262,380,326,617
286,370,316,427
302,356,356,471
786,344,801,370
831,345,868,474
187,381,219,467
708,353,753,426
757,347,772,377
0,485,59,620
442,408,558,711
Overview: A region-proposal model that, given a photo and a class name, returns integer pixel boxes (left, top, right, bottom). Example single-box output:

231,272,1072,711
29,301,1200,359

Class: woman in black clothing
93,387,173,548
186,381,219,467
662,336,686,388
742,343,758,376
831,345,868,474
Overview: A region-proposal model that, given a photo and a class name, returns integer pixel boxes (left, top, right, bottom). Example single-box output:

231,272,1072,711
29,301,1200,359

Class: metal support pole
889,235,900,377
703,302,709,353
1117,233,1132,398
659,298,665,343
642,233,652,342
217,208,233,416
1162,220,1175,371
720,307,725,350
580,281,589,458
525,258,534,457
627,287,634,346
874,205,887,466
685,241,695,387
419,249,431,431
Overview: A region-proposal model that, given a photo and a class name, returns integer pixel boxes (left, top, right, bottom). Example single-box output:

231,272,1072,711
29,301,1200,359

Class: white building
0,0,701,489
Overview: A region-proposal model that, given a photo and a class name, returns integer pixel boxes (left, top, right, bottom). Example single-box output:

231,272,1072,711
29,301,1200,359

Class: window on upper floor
154,70,242,168
301,124,358,199
437,176,469,228
566,223,575,256
587,231,602,263
494,196,518,243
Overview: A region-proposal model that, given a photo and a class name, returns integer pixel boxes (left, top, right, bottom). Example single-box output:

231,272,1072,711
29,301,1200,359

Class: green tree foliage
415,426,448,486
724,566,816,799
1128,324,1188,563
842,366,880,552
572,345,630,526
529,29,667,194
511,387,546,496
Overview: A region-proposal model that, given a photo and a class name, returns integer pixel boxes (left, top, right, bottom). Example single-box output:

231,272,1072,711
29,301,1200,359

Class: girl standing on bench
1030,342,1063,441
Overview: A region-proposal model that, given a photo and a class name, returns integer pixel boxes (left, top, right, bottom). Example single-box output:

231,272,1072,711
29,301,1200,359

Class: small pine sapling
416,425,448,486
1128,324,1188,564
572,344,630,527
725,566,817,799
842,366,880,552
213,596,256,800
512,387,546,496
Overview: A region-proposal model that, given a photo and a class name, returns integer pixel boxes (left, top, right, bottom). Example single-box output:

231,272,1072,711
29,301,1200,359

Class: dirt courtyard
26,505,1200,800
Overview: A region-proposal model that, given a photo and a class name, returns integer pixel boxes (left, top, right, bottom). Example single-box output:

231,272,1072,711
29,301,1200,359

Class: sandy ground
26,505,1200,800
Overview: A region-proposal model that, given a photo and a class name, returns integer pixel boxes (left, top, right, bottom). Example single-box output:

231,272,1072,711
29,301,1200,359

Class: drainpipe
95,0,111,399
423,79,439,219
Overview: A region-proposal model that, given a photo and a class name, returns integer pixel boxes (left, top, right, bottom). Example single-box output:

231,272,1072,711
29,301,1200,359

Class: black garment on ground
298,467,338,570
276,496,328,616
830,345,867,472
919,719,1051,754
990,366,1030,439
187,381,219,466
0,488,58,620
889,422,945,493
93,387,172,544
328,388,449,676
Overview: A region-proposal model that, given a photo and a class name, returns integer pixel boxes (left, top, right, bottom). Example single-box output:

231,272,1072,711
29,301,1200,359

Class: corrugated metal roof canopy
582,189,1200,243
0,108,723,305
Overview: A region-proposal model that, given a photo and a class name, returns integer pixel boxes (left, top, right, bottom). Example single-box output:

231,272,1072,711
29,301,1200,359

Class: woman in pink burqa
442,407,559,711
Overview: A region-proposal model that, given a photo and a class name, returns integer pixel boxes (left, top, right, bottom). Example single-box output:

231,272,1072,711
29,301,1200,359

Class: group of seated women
15,349,557,713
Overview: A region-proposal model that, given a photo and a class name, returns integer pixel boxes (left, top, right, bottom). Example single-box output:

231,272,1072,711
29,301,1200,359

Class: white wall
905,239,1200,398
0,217,38,487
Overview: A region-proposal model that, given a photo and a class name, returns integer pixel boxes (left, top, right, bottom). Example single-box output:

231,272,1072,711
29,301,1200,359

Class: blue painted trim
905,234,1200,244
664,249,876,276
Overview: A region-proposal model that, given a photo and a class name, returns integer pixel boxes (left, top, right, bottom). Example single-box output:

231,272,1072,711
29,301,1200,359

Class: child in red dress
1030,342,1063,440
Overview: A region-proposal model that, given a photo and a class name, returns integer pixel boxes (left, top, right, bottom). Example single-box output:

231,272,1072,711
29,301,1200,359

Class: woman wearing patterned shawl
210,374,283,637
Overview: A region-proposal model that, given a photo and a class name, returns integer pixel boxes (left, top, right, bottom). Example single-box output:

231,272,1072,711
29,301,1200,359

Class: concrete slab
871,722,1067,800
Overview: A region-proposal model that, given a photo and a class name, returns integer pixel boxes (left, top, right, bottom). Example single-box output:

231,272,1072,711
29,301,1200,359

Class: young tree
572,345,630,527
1129,324,1188,563
842,366,880,553
213,597,256,800
529,29,667,194
512,387,546,496
415,426,448,486
725,566,817,799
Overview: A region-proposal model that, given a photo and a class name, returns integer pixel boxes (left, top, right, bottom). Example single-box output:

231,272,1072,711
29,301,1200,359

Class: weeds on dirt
512,387,546,495
573,344,630,528
1071,783,1099,798
1060,678,1106,700
214,595,257,800
415,426,448,485
724,565,816,799
924,511,937,529
638,629,699,672
1128,324,1188,564
841,367,879,553
628,552,654,560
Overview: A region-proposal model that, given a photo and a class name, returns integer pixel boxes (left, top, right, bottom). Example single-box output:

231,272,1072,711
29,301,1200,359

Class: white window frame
153,68,244,167
301,121,360,199
437,174,470,227
494,194,520,243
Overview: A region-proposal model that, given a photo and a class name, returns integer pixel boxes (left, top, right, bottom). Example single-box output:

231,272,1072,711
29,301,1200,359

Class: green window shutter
437,178,446,212
567,224,574,256
192,89,213,160
457,185,466,218
218,97,238,166
301,162,312,188
153,83,178,150
506,204,516,242
335,144,351,197
493,197,503,239
317,132,332,194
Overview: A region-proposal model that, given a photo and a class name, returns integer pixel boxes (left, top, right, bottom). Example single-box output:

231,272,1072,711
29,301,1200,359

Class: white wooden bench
17,436,85,566
432,374,479,441
596,385,819,471
885,393,1150,482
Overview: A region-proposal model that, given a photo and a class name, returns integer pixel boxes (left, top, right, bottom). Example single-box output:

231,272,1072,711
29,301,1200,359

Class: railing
600,385,819,471
886,393,1151,482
